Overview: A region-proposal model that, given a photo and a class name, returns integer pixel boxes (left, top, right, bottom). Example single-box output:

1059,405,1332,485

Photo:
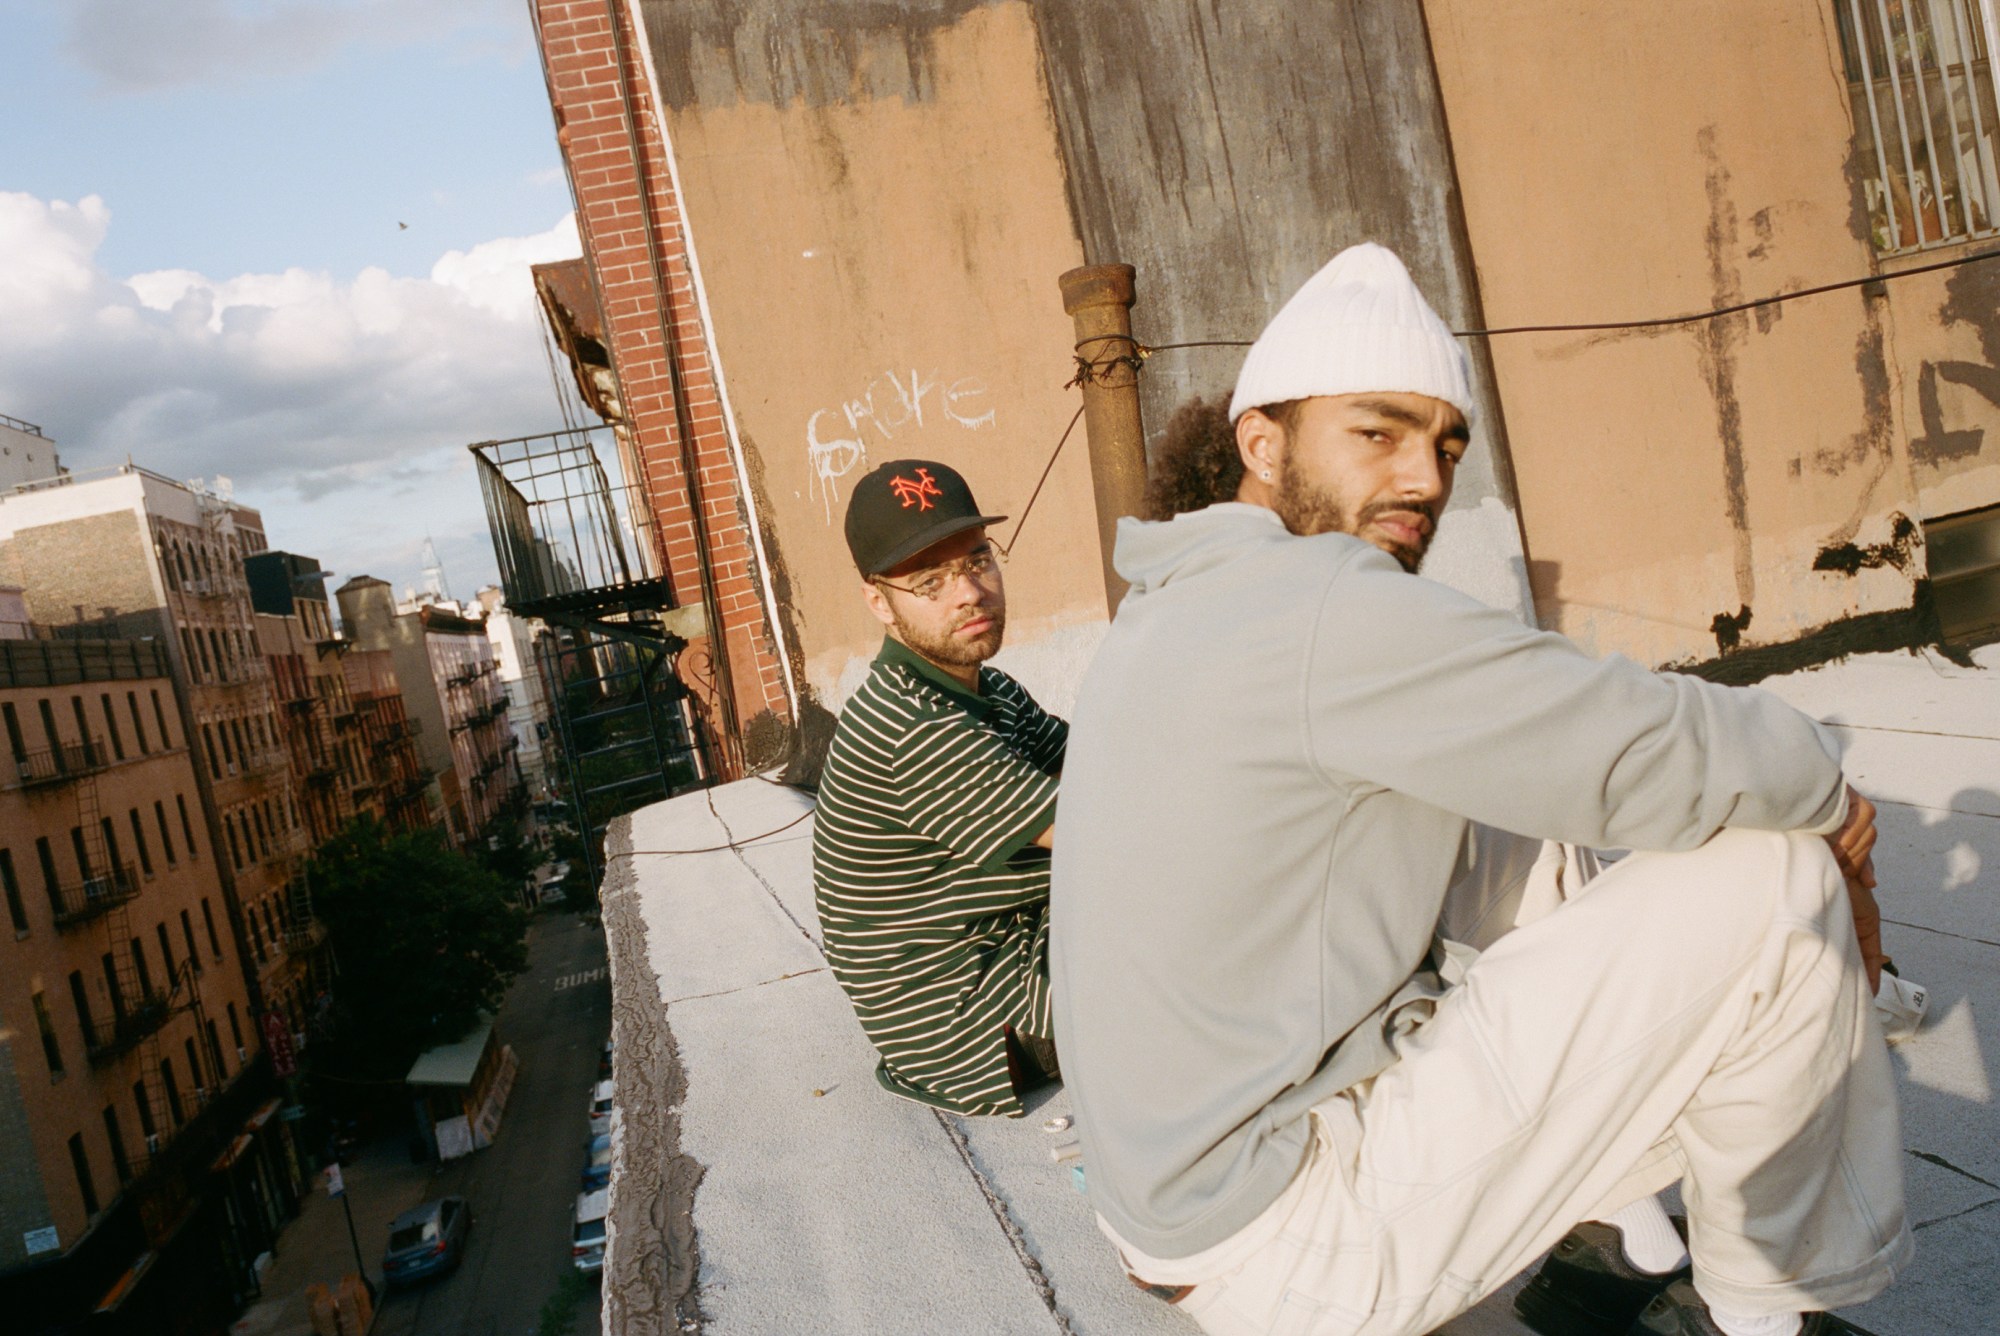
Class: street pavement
233,911,610,1336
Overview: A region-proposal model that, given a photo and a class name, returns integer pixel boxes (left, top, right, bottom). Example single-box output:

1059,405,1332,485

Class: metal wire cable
1070,241,2000,354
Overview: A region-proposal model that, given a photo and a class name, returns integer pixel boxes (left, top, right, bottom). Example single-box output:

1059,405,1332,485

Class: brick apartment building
335,577,521,849
0,468,325,1042
340,646,432,835
0,632,299,1332
247,552,389,848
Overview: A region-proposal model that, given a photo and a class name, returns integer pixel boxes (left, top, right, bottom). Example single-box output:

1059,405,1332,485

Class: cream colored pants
1151,828,1912,1336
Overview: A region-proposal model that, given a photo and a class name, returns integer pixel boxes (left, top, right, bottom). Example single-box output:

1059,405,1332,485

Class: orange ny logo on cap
889,467,943,511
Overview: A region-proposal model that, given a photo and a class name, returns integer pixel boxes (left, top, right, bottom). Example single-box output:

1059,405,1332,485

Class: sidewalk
230,1137,440,1336
601,643,1998,1335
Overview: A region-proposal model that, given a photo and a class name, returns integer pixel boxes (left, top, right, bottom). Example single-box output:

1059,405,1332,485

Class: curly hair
1142,395,1300,521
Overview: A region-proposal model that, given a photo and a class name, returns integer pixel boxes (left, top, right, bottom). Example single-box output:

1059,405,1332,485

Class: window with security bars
1834,0,2000,253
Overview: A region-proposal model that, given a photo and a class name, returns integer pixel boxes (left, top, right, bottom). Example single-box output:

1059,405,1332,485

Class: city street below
233,912,609,1336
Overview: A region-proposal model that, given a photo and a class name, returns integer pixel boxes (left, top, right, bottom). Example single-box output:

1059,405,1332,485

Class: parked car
582,1133,613,1190
382,1196,471,1286
587,1078,614,1135
572,1188,609,1275
597,1037,614,1080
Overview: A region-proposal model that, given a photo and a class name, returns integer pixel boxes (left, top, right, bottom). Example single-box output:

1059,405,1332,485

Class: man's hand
1825,785,1884,992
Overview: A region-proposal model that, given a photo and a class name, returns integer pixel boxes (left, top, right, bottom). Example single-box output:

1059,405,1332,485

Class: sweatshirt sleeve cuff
1801,782,1849,836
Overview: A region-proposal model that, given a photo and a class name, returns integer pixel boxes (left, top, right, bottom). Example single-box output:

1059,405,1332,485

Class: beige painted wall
1426,0,2000,664
642,2,1107,709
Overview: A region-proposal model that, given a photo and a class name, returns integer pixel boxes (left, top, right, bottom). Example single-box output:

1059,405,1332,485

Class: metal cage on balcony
470,426,674,622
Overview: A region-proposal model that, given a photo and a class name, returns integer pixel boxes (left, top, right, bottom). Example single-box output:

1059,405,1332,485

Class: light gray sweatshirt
1049,504,1847,1259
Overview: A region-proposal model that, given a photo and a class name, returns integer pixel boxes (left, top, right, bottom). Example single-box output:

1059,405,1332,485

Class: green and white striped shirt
813,636,1067,1117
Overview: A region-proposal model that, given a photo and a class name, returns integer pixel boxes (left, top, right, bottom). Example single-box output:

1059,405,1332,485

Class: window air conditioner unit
236,1046,248,1063
145,1134,159,1154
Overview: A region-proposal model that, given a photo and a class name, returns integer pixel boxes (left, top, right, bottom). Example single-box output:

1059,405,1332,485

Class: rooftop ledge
599,644,2000,1336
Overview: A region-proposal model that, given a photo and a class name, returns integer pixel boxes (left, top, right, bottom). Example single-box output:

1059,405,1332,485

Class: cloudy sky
0,0,587,601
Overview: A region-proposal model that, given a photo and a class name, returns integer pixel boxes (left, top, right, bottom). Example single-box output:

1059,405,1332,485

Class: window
129,937,153,1003
32,990,63,1077
99,818,123,880
128,692,150,754
156,923,176,986
130,811,154,877
184,1037,204,1096
201,897,222,956
203,724,220,778
181,910,202,975
206,1020,227,1082
69,697,90,760
69,972,94,1047
100,953,125,1021
161,1057,184,1126
68,1133,99,1217
100,694,125,760
37,837,60,914
226,820,243,870
151,690,172,749
129,1085,156,1150
155,801,177,864
177,795,198,860
2,702,25,762
1836,0,2000,252
226,1002,243,1053
2,849,27,935
103,1106,133,1184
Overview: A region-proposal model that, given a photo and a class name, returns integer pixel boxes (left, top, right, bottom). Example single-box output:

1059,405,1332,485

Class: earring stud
1260,470,1272,481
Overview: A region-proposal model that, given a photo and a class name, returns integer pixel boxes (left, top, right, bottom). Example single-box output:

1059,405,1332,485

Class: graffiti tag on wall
806,370,996,519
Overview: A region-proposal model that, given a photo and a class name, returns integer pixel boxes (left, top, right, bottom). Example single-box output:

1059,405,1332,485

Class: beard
892,602,1007,669
1273,461,1433,573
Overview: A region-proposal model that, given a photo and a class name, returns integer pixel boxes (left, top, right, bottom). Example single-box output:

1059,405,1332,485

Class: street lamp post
325,1163,379,1304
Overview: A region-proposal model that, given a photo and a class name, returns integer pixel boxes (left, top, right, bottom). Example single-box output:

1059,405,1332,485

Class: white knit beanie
1228,242,1474,427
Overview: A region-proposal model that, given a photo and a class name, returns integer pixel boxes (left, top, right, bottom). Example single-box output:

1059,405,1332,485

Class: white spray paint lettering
805,370,997,519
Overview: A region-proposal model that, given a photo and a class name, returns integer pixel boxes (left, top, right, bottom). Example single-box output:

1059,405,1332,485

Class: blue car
382,1196,471,1285
582,1133,613,1190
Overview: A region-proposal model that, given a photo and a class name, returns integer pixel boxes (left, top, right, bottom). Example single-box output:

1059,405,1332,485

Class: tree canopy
309,819,530,1084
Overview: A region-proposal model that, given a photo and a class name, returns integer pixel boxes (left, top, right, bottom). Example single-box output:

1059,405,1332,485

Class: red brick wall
534,0,793,771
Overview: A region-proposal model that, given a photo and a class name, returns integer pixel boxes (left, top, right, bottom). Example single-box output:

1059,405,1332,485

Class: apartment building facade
527,0,2000,746
0,467,322,1040
474,586,555,805
0,633,298,1332
340,647,433,835
335,578,521,849
248,551,388,850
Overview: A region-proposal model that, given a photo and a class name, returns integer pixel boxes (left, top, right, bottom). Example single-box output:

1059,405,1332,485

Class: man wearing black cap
811,458,1066,1117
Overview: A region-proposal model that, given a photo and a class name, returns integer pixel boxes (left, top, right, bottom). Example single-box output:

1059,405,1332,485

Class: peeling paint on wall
1813,512,1920,575
643,0,991,109
1912,258,2000,468
1694,126,1757,613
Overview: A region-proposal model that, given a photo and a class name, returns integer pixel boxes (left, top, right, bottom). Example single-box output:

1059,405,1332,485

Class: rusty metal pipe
1060,264,1148,612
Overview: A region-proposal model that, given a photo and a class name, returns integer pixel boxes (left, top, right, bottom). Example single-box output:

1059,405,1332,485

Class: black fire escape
470,426,711,890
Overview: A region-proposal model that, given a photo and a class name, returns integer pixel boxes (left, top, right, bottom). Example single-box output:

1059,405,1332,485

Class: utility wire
1027,243,2000,547
1071,242,2000,357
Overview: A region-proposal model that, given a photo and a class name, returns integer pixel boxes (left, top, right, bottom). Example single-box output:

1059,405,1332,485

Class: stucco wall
1425,0,2000,666
636,0,1108,713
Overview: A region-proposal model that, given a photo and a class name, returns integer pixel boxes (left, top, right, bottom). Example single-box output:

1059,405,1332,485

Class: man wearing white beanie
1050,244,1908,1336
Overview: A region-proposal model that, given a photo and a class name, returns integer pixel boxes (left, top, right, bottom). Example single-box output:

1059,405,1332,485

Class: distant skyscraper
421,536,451,604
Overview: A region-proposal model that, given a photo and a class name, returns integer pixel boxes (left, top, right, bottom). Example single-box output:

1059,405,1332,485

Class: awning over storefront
405,1018,494,1089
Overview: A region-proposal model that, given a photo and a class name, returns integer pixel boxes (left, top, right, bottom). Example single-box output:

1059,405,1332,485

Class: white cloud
0,190,582,593
62,0,530,93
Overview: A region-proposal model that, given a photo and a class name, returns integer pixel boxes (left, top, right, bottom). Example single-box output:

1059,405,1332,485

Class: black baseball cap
844,459,1007,576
